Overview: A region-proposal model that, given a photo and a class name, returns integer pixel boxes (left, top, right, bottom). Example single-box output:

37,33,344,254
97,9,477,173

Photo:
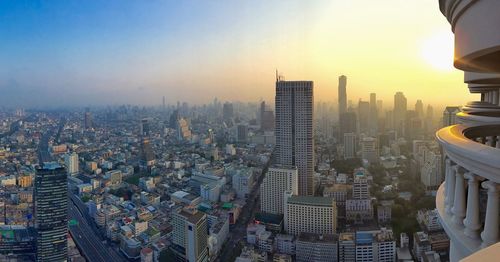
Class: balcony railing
436,124,500,260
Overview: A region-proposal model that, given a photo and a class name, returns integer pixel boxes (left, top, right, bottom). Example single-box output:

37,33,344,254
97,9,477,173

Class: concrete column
451,167,466,227
463,173,481,239
481,181,499,248
446,165,457,215
444,159,452,208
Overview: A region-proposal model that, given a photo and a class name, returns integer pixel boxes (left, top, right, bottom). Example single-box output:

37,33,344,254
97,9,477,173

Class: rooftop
287,195,334,207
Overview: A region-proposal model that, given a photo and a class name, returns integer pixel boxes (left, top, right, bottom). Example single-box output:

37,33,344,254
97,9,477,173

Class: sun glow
420,30,455,71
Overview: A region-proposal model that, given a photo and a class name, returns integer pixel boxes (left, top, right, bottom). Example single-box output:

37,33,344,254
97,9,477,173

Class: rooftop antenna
276,69,279,82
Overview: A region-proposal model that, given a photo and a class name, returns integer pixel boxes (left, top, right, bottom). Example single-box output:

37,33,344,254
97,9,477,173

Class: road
36,118,125,261
217,157,272,261
69,196,125,262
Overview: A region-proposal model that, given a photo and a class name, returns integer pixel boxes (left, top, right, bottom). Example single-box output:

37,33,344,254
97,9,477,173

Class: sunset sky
0,0,474,108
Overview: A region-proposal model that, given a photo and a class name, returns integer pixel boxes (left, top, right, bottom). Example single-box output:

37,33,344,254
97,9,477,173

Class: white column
444,159,452,208
463,173,481,239
480,181,499,248
451,167,466,227
446,164,457,215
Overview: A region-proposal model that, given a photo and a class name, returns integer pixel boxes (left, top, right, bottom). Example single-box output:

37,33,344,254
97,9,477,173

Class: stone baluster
463,173,481,239
446,164,457,215
480,181,499,248
452,167,466,227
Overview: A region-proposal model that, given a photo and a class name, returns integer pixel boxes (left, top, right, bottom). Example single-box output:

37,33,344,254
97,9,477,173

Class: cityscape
0,1,499,262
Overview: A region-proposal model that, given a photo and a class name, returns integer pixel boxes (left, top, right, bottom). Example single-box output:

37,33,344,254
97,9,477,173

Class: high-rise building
393,92,407,136
355,229,396,262
275,80,314,196
34,162,68,262
442,106,460,127
237,124,248,143
339,112,357,142
140,118,151,136
361,137,378,164
284,192,337,236
64,152,79,176
339,233,356,262
369,93,378,135
343,132,357,159
260,101,275,132
171,208,209,262
222,102,234,121
415,100,424,118
295,233,338,262
260,165,298,215
338,75,347,118
358,100,370,134
437,1,500,260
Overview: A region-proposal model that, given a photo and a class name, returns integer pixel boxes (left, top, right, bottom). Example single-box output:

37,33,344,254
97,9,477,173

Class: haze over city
1,0,472,107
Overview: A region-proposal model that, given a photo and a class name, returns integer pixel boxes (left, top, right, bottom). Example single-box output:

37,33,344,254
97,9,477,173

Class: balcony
436,124,500,261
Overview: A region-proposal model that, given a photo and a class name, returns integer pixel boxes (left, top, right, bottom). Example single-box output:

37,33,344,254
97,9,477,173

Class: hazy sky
0,0,474,108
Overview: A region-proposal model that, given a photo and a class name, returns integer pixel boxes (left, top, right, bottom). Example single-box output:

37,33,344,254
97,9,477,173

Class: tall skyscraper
339,112,357,142
415,99,424,118
222,102,234,121
64,152,79,176
338,75,347,118
369,93,378,135
358,100,370,134
260,165,298,215
393,92,407,136
171,208,209,262
34,162,68,262
276,80,314,196
343,133,357,159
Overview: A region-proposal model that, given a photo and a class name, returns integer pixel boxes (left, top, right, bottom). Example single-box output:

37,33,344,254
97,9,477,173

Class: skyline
1,0,474,107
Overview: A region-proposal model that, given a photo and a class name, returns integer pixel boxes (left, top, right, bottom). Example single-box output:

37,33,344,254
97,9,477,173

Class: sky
0,0,474,108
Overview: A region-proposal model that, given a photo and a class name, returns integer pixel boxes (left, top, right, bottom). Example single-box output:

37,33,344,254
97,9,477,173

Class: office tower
34,163,68,262
393,92,407,136
222,102,234,121
338,75,347,118
84,108,92,129
369,93,378,135
404,110,423,141
64,152,79,176
140,118,150,136
140,138,156,169
237,124,248,143
295,233,338,262
260,101,275,132
376,100,383,113
275,80,314,196
171,208,209,262
442,106,460,127
162,96,166,110
361,137,378,163
358,100,370,134
339,111,357,142
260,165,298,215
420,148,443,190
425,105,434,134
284,192,337,236
415,100,424,118
437,1,500,260
343,132,357,159
169,110,179,129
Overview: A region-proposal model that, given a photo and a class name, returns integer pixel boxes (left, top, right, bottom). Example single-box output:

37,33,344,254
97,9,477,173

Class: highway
68,197,125,262
36,118,125,261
